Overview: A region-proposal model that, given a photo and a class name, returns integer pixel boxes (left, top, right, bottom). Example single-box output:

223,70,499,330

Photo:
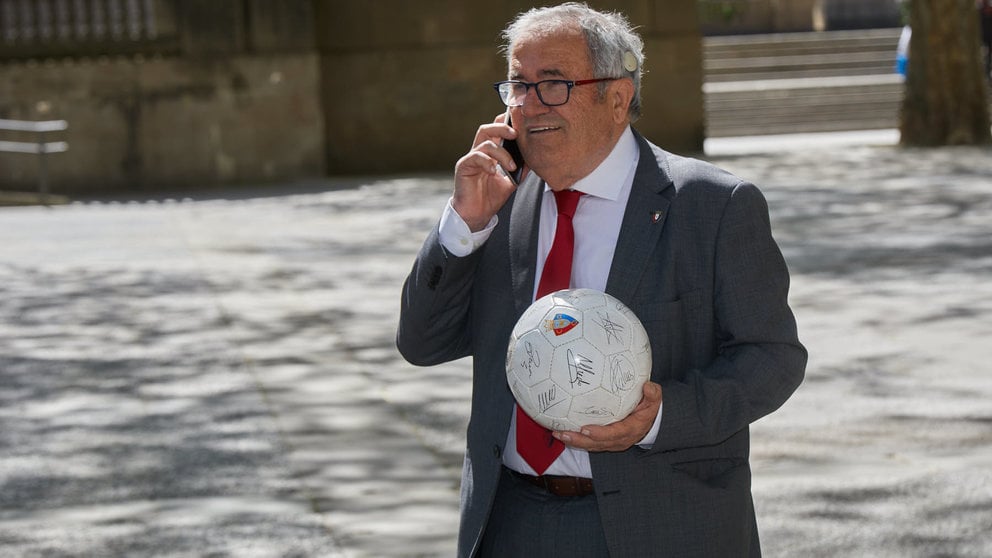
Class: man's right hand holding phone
453,113,521,232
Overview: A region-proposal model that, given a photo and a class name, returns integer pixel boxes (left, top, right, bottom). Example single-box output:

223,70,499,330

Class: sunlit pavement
2,134,991,557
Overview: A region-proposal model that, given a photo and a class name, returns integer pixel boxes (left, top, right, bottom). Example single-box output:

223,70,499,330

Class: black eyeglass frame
493,78,618,107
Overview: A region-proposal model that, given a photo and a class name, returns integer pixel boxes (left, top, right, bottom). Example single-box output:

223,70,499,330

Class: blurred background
1,0,918,197
2,2,991,556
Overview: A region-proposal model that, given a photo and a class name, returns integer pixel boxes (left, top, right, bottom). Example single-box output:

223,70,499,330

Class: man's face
508,30,628,190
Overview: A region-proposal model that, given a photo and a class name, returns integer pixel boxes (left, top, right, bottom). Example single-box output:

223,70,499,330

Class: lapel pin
651,210,664,224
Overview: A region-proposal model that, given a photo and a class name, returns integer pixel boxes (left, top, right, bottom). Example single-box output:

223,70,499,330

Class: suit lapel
509,132,674,311
605,132,674,302
509,172,544,315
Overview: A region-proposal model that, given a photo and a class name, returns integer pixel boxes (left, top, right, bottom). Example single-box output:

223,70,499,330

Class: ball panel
543,415,582,433
630,317,650,357
525,378,572,430
508,329,556,387
554,288,607,312
507,376,531,416
583,306,633,356
511,294,556,339
549,339,605,397
570,388,622,426
607,353,640,395
536,380,572,420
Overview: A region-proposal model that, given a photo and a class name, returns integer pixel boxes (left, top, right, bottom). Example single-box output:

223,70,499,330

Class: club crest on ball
545,313,579,336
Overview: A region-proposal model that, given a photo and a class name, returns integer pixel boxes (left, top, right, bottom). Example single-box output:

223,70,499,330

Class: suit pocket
630,289,703,379
671,457,747,490
669,458,753,555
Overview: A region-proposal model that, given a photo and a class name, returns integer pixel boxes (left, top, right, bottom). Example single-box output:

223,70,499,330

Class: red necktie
516,189,584,474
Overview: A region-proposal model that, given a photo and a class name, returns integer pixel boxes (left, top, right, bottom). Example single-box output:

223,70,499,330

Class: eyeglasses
493,78,618,107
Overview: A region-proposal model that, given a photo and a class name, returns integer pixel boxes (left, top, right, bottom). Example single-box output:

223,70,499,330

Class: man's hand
452,113,520,232
553,381,662,452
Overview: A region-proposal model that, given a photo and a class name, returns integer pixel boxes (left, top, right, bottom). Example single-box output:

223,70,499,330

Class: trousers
478,467,610,557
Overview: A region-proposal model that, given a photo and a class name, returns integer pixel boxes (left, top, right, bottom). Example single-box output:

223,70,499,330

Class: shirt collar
546,126,638,201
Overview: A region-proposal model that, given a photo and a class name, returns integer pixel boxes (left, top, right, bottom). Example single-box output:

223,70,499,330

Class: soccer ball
505,288,652,432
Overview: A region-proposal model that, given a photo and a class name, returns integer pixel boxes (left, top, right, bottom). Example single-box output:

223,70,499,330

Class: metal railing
0,0,178,60
0,118,68,197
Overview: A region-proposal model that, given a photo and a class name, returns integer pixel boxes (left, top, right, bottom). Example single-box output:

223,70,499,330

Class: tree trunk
900,0,992,146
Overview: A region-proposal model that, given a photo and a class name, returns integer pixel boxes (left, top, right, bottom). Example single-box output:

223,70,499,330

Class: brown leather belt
507,467,595,497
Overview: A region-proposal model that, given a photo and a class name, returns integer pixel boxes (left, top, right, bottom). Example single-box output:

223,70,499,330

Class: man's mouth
528,126,560,135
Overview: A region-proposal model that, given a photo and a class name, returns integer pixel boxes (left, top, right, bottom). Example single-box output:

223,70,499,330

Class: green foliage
898,0,911,25
698,0,747,24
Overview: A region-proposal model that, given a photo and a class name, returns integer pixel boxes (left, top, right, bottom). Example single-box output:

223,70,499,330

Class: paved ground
2,132,991,557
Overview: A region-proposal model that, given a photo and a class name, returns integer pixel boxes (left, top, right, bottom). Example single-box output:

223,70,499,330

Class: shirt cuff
635,402,663,448
438,198,498,257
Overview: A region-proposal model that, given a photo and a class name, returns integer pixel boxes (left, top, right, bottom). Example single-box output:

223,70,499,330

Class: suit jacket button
427,266,443,290
492,445,502,458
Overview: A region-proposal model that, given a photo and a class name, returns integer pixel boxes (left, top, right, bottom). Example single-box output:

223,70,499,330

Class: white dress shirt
439,126,662,477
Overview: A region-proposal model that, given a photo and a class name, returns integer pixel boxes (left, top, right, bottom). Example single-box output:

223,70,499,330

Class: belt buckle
506,467,593,497
542,474,590,497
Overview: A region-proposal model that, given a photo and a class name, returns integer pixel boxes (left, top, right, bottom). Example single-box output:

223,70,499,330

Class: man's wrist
439,198,498,256
635,402,663,448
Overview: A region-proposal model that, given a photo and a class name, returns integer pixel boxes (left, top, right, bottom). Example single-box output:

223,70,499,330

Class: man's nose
519,87,550,118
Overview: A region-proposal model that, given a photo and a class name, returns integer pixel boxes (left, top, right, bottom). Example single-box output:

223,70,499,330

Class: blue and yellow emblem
545,313,579,336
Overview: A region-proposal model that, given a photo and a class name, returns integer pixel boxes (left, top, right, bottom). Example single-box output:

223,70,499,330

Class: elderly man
397,3,806,556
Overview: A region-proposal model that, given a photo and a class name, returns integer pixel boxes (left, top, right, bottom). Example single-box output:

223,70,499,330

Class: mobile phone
501,110,526,185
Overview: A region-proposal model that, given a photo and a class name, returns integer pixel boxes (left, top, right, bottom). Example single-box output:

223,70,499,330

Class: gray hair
500,2,645,121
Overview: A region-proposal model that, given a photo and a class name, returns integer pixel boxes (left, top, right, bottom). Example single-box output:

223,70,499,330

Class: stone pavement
1,133,991,557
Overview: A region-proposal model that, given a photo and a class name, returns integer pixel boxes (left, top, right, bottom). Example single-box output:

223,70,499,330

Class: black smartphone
502,112,526,185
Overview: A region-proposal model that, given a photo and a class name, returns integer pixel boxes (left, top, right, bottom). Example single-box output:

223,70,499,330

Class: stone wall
0,53,324,194
2,1,704,194
0,1,906,195
316,0,705,175
0,0,323,195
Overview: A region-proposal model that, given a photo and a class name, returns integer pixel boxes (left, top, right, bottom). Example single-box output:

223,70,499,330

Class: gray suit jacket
397,131,806,557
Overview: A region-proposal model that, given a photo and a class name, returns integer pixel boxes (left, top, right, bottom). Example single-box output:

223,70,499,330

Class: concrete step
703,29,905,137
703,28,902,59
706,86,992,137
708,118,898,137
707,110,899,136
706,96,899,131
705,52,895,82
707,98,900,119
704,29,901,82
706,63,896,83
704,109,897,137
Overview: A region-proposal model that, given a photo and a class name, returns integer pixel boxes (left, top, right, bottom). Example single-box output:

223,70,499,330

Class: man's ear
611,78,635,123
